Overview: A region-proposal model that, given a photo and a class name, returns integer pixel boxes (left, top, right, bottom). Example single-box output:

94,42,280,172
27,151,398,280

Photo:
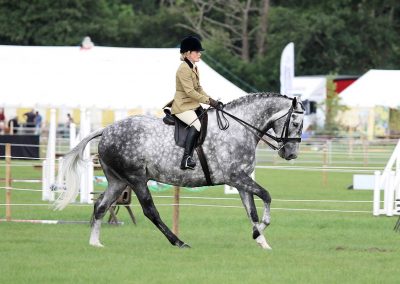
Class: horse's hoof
90,242,104,248
178,243,191,249
256,235,272,250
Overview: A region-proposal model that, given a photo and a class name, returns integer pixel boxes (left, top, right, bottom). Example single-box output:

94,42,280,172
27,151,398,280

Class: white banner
280,42,295,96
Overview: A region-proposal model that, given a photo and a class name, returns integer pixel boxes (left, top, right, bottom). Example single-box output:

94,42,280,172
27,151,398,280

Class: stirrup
180,156,196,170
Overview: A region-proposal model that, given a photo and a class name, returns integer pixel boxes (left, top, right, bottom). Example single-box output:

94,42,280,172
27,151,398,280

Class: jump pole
172,186,180,236
5,143,11,221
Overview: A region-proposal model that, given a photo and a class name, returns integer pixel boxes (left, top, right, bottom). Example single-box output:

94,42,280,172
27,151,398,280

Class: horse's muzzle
278,144,298,160
285,153,297,160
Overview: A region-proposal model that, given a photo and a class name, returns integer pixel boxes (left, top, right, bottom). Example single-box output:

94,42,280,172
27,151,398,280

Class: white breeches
175,110,201,131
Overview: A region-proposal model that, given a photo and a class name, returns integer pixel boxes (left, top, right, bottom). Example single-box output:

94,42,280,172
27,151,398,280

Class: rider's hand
209,98,223,109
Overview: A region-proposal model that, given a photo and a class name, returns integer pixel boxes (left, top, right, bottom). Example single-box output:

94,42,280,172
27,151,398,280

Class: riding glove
209,98,223,109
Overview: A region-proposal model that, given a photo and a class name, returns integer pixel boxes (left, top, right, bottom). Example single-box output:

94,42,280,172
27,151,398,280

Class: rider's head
180,36,204,63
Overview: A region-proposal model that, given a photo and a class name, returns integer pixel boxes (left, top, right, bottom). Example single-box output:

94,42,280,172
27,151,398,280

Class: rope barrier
255,165,379,173
0,161,45,164
0,186,42,192
0,156,45,160
0,143,41,147
0,203,371,214
0,164,46,167
152,195,374,203
0,185,376,204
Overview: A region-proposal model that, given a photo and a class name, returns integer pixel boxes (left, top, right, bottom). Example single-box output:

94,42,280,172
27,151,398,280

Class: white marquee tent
0,45,247,110
292,76,326,103
291,76,327,130
340,69,400,108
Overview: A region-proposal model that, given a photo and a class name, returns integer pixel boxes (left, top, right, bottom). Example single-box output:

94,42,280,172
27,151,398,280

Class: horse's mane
226,92,292,108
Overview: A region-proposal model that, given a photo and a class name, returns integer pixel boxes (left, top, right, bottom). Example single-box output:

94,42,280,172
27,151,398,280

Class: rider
169,36,220,170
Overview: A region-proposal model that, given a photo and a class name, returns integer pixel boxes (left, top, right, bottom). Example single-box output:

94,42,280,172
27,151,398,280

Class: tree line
0,0,399,92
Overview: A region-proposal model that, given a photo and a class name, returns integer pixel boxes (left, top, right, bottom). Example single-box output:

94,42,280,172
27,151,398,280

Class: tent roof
339,69,400,108
0,45,247,110
292,76,326,103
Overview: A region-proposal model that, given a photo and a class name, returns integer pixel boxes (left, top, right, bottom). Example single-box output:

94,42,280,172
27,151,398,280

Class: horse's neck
225,94,290,129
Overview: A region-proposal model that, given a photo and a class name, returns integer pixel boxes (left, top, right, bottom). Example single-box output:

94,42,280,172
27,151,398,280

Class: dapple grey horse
55,93,304,249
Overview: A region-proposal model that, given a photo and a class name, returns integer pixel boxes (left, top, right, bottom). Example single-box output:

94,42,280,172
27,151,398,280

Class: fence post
373,171,381,216
42,160,48,201
385,171,395,216
172,186,180,236
322,141,328,186
87,161,94,204
5,143,12,221
362,139,368,166
327,140,332,164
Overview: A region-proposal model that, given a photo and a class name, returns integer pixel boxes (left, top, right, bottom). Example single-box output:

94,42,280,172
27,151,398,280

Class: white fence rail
373,140,400,216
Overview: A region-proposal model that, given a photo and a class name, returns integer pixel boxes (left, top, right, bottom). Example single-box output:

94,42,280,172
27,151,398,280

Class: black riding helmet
180,36,205,53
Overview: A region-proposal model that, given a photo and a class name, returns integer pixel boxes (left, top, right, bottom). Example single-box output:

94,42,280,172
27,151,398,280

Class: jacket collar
184,58,194,69
184,58,199,77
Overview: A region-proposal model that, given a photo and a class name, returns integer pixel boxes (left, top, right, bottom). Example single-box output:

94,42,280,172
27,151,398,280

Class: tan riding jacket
167,59,211,114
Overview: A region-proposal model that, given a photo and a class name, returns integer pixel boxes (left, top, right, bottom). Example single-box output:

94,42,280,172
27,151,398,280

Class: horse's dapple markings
55,93,304,250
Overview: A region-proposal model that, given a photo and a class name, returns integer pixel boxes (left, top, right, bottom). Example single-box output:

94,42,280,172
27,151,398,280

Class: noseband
215,104,303,151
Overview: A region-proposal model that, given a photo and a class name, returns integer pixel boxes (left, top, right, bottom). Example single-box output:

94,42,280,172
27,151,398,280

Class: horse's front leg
230,171,272,250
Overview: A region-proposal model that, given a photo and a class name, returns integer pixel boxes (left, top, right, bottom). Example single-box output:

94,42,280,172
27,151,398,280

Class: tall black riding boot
180,127,200,170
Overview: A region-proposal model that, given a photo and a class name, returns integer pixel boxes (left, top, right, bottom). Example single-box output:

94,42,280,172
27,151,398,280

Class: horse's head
269,97,304,160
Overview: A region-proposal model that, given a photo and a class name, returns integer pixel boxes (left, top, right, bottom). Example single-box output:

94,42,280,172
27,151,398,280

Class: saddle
163,106,212,185
163,107,208,148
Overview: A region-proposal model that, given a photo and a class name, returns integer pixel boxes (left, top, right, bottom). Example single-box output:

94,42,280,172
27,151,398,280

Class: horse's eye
293,122,300,127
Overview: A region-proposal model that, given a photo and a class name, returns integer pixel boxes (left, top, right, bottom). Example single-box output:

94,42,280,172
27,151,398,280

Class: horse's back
98,115,176,167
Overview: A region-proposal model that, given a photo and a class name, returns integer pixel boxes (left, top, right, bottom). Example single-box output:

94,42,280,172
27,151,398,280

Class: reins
214,104,302,151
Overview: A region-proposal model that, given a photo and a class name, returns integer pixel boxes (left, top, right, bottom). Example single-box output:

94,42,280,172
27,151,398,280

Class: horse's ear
292,97,297,108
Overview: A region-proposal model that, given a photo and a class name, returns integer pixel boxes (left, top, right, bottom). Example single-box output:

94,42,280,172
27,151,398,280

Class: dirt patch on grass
334,246,394,253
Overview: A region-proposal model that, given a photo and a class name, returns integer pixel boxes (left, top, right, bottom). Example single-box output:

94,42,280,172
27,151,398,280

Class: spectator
66,113,74,127
0,108,5,134
35,111,42,135
8,116,19,134
24,109,36,127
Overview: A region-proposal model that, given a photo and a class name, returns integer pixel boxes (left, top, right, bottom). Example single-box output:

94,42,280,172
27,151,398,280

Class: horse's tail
54,128,104,210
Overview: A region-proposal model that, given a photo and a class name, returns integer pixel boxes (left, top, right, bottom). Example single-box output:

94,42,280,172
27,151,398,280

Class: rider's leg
175,110,201,170
180,126,199,169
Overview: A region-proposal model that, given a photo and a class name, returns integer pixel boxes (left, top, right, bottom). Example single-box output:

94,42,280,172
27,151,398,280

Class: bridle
214,103,304,151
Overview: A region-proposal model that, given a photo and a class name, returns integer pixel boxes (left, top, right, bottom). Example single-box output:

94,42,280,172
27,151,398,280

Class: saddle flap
175,107,208,148
162,107,208,148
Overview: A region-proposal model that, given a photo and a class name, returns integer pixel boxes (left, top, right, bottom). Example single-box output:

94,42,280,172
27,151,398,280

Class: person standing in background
23,109,36,134
8,116,19,134
0,108,5,134
35,111,42,135
66,113,74,127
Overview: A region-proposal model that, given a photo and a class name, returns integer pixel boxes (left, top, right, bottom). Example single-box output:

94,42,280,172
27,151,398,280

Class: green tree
0,0,399,95
0,0,137,46
323,76,349,135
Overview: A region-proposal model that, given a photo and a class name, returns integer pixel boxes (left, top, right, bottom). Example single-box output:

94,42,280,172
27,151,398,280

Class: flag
280,42,295,96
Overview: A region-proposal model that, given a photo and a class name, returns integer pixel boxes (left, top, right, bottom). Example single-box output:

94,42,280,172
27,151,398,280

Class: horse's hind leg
229,171,272,250
128,178,189,248
89,167,127,247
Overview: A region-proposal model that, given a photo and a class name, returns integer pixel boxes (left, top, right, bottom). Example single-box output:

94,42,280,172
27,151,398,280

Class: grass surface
1,163,399,283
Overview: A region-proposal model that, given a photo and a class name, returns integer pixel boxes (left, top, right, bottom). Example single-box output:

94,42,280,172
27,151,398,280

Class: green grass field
1,160,399,283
